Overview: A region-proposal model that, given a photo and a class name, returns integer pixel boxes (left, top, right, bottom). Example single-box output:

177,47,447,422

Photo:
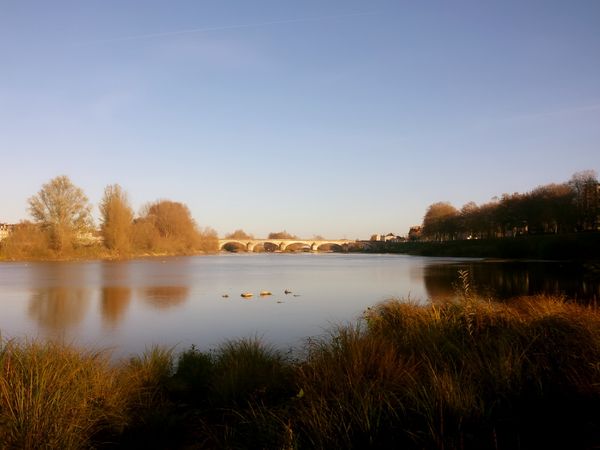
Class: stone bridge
218,238,356,252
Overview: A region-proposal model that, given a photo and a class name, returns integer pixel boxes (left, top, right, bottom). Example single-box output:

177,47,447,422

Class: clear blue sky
1,1,599,239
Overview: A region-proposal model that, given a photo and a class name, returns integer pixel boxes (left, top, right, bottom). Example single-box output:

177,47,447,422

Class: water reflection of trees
424,262,600,302
29,287,90,330
141,286,189,309
137,258,192,309
101,287,131,325
422,265,457,301
28,263,90,331
100,262,131,326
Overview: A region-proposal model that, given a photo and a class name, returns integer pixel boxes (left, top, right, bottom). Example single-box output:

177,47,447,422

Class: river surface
0,253,597,358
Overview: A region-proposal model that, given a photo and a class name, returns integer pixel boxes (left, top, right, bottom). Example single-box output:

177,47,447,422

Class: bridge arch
281,241,311,252
316,242,346,252
220,240,253,252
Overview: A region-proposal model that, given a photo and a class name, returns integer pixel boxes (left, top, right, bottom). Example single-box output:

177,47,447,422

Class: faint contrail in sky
77,11,378,46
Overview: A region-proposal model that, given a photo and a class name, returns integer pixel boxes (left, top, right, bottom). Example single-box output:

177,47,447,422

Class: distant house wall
0,223,13,241
0,224,102,244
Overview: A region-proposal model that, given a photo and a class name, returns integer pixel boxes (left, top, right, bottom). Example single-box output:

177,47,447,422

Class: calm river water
0,254,597,358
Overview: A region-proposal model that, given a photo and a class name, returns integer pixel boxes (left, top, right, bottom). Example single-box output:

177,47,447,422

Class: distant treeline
0,176,218,260
374,232,600,260
421,170,600,241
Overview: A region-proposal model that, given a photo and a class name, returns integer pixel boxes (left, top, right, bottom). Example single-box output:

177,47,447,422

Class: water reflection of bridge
218,239,356,252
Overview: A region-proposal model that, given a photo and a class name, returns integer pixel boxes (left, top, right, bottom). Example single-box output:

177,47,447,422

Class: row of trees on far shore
224,230,326,241
0,176,217,259
421,170,600,241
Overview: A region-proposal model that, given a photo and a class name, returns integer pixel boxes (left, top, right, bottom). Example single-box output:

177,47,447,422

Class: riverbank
1,294,598,449
5,232,600,262
0,245,217,262
367,232,600,261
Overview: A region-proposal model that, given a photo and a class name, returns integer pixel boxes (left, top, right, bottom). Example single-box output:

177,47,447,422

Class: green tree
28,176,92,252
100,184,134,253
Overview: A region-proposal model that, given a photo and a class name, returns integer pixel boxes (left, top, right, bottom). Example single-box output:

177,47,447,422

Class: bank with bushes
367,232,600,260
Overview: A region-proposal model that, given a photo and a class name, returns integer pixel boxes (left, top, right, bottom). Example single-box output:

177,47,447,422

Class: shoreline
3,231,600,263
0,249,218,263
362,231,600,262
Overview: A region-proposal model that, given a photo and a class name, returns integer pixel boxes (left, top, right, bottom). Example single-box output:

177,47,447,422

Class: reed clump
0,340,127,449
169,338,296,449
294,325,417,448
212,337,293,406
346,295,600,448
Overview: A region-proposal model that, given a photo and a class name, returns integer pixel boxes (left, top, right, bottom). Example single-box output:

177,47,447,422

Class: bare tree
138,200,201,252
525,183,575,234
100,184,134,253
131,218,160,252
225,229,254,239
198,226,219,252
28,175,92,252
421,171,593,240
422,202,459,241
569,170,599,231
268,230,298,239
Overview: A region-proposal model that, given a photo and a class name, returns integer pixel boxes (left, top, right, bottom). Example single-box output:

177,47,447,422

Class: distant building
370,232,405,242
383,233,403,242
76,231,102,245
0,223,102,244
0,223,15,241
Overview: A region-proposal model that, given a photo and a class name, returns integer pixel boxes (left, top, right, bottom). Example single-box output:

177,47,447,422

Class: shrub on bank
212,338,293,406
380,232,600,260
355,296,600,448
294,325,416,448
0,340,127,449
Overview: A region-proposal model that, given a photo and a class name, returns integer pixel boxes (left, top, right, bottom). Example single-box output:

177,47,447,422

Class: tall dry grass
0,295,598,448
0,340,127,449
314,295,600,448
212,337,292,406
295,326,417,448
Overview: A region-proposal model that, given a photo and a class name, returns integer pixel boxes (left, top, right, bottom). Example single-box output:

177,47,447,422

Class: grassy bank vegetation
0,227,218,262
1,293,599,449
